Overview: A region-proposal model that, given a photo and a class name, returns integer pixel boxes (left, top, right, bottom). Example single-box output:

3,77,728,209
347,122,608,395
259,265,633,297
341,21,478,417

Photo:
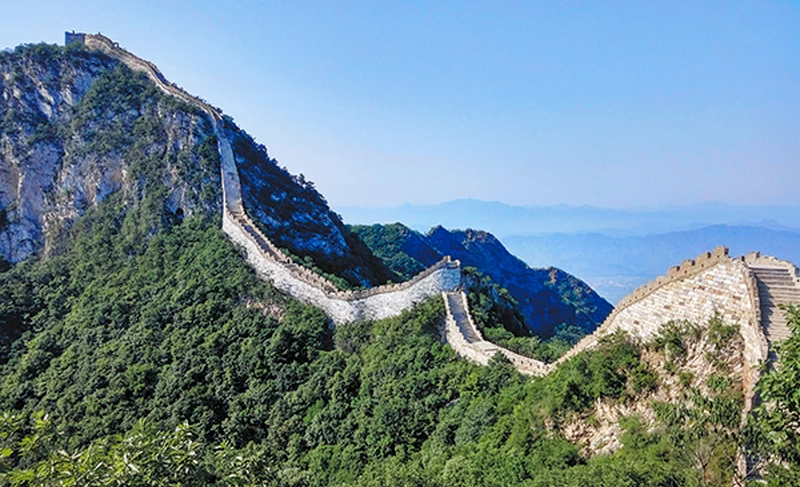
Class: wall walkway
73,33,797,384
76,32,461,324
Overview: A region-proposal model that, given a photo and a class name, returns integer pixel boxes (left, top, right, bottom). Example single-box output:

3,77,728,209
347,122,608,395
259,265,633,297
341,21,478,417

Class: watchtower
64,31,86,46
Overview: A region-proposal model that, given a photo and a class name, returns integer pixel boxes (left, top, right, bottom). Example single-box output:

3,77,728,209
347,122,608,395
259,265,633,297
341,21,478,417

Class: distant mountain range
337,199,800,238
339,200,800,303
503,225,800,304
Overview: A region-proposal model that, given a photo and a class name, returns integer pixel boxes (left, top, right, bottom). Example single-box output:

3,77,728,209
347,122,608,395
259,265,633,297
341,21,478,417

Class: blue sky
3,1,798,208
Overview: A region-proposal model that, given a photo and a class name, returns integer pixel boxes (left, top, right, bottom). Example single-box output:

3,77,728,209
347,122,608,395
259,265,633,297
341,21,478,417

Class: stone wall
224,210,461,323
78,33,243,214
553,247,760,365
602,258,754,341
442,247,767,379
442,292,493,366
442,291,553,376
74,31,461,324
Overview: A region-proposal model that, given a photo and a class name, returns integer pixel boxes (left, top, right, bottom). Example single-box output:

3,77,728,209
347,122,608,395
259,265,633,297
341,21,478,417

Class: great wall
66,33,800,392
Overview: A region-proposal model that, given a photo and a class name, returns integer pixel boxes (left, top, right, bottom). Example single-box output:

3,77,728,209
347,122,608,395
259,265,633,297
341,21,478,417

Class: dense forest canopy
0,41,797,487
0,195,779,485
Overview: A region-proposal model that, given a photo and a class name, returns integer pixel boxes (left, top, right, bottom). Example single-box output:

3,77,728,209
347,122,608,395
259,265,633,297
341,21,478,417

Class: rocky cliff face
0,43,389,285
351,223,613,337
0,44,220,263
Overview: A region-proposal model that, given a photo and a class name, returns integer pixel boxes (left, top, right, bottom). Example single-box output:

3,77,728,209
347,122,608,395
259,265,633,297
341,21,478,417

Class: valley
0,33,797,486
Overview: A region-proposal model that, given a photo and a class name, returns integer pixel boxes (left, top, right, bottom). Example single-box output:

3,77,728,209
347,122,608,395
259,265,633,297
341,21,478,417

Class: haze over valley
340,200,800,302
1,2,799,484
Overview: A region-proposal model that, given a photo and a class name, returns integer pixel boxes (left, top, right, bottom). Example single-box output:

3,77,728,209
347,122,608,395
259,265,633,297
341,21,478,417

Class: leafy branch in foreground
0,410,272,487
746,304,800,486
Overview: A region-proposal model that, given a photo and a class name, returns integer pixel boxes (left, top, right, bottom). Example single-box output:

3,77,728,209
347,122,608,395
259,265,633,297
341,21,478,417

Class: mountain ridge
337,199,800,237
351,222,613,338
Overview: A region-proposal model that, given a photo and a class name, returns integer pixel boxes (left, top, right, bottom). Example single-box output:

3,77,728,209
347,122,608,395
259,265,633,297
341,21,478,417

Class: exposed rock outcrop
0,42,391,286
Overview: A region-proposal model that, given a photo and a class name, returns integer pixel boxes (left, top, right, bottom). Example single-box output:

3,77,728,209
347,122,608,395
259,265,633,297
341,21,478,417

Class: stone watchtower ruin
64,31,86,46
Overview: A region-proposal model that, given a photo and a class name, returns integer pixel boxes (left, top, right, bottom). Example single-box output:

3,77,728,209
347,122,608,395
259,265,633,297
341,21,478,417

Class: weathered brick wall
554,247,761,365
442,248,766,380
224,212,461,323
604,258,755,340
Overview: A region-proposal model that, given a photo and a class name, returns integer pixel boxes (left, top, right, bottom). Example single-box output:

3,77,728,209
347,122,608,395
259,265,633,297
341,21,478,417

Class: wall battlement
554,246,747,364
615,246,730,310
67,35,791,417
69,31,462,324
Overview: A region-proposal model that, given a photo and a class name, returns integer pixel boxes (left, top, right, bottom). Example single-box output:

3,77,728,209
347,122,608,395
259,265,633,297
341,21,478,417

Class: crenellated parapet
70,31,461,324
224,206,461,303
553,246,741,365
615,246,730,310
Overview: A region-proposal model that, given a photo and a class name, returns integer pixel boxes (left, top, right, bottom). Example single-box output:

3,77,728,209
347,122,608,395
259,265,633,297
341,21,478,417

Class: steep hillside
0,43,220,263
352,223,613,337
0,35,796,487
0,43,390,286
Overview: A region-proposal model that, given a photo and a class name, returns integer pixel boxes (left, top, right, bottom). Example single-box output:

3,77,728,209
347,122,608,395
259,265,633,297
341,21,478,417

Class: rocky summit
0,42,390,286
0,34,797,487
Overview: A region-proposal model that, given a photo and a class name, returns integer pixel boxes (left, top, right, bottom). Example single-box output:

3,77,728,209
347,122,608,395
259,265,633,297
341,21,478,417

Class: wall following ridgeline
442,292,492,366
77,33,244,213
74,31,461,324
443,247,767,379
73,34,770,383
224,209,461,323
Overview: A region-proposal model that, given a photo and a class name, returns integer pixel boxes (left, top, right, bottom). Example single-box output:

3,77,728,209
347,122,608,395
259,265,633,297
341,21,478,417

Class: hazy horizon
3,2,798,209
337,197,800,212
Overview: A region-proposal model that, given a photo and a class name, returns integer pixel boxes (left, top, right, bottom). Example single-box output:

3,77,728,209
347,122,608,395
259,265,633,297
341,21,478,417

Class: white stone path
73,32,798,379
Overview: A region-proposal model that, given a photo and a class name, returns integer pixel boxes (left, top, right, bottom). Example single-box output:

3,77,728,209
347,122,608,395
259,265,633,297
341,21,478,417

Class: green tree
748,305,800,485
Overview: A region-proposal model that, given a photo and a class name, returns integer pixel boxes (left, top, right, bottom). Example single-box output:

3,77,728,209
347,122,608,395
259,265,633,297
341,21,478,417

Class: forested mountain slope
0,43,390,286
0,39,796,486
0,202,762,485
352,223,612,338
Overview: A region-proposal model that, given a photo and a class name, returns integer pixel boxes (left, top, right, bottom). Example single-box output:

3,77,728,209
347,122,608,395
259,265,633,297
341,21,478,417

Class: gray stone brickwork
67,35,796,400
69,32,461,324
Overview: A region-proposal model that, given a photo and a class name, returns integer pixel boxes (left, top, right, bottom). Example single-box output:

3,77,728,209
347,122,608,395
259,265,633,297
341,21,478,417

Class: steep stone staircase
444,290,553,376
444,292,482,343
750,266,799,344
71,32,797,385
